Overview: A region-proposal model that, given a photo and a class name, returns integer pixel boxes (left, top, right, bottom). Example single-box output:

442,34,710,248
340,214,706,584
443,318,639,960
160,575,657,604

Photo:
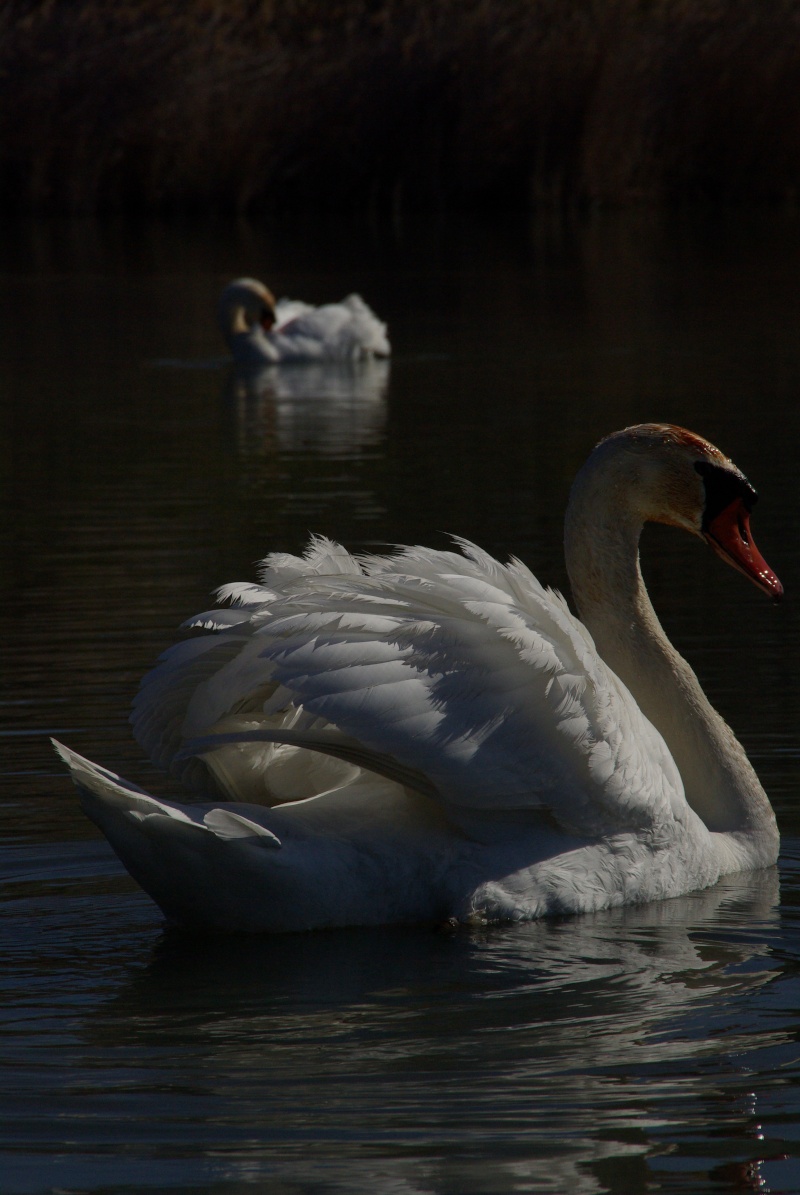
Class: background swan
55,424,783,933
218,277,391,364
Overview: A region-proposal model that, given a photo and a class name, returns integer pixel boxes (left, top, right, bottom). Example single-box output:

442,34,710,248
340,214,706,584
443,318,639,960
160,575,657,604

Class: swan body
56,424,782,933
218,277,390,365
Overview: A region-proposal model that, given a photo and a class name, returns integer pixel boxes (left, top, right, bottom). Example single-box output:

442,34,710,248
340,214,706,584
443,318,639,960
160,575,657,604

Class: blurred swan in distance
55,423,783,933
218,277,390,365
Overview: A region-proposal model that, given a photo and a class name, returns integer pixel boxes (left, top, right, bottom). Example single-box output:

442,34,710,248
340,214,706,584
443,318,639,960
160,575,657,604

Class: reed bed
3,0,800,213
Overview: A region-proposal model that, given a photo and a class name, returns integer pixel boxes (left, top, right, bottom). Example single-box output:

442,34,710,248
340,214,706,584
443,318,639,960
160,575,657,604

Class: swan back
131,536,688,842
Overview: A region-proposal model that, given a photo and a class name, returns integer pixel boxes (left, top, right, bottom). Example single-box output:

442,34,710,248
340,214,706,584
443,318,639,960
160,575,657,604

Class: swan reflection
90,868,784,1194
227,358,389,457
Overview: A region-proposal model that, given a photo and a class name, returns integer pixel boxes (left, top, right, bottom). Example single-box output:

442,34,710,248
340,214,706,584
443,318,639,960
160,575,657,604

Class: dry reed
3,0,800,213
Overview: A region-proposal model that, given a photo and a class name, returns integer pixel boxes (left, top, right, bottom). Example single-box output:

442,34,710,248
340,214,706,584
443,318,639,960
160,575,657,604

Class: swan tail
53,739,281,845
53,739,284,927
341,294,391,358
53,738,169,814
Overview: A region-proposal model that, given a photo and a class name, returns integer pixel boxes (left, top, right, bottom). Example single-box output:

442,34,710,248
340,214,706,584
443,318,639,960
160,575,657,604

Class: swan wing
271,295,390,360
132,538,686,837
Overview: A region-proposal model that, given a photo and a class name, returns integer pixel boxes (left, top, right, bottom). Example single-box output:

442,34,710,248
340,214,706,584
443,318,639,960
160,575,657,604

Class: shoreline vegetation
3,1,800,215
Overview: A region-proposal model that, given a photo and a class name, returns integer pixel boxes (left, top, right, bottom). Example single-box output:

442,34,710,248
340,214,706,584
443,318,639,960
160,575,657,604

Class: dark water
2,211,800,1193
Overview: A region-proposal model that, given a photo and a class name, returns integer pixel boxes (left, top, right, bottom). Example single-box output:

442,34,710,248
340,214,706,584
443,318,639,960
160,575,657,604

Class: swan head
218,277,278,343
582,424,783,600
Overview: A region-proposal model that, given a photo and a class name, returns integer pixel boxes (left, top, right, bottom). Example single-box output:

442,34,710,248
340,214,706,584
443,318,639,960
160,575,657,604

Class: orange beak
704,498,783,600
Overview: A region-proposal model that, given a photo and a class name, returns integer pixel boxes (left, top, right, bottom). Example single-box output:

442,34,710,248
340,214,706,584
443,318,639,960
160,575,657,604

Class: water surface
2,212,800,1193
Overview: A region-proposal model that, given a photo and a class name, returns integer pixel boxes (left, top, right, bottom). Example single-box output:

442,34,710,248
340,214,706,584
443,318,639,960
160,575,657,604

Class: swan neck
563,459,776,844
218,297,248,343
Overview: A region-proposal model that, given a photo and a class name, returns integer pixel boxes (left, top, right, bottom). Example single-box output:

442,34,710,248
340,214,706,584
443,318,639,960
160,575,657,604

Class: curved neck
218,300,277,365
564,462,776,846
218,298,249,346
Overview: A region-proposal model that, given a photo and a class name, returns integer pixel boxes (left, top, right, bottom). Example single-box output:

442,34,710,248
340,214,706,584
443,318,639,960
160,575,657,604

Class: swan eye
695,460,757,531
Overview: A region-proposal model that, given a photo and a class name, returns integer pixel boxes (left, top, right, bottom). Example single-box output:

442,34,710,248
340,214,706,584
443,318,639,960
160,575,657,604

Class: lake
2,209,800,1194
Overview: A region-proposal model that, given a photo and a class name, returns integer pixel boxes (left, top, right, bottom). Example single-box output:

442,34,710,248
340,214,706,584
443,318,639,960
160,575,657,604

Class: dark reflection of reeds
4,1,800,215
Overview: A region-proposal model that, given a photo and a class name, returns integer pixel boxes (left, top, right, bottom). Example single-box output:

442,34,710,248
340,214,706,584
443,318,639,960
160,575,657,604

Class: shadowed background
4,0,800,215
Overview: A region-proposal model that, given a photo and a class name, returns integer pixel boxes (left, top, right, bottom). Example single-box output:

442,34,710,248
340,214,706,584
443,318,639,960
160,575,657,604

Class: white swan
55,424,783,933
218,277,390,365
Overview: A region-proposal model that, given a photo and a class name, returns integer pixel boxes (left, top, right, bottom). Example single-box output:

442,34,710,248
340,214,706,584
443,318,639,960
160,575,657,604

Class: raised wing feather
271,295,390,361
132,537,686,836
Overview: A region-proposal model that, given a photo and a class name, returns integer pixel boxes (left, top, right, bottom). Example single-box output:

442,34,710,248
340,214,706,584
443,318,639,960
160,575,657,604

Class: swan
54,424,783,933
218,277,390,365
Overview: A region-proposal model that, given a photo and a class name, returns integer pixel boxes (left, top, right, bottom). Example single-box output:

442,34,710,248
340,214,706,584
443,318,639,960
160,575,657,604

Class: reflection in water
82,869,784,1194
219,357,390,540
226,358,389,457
